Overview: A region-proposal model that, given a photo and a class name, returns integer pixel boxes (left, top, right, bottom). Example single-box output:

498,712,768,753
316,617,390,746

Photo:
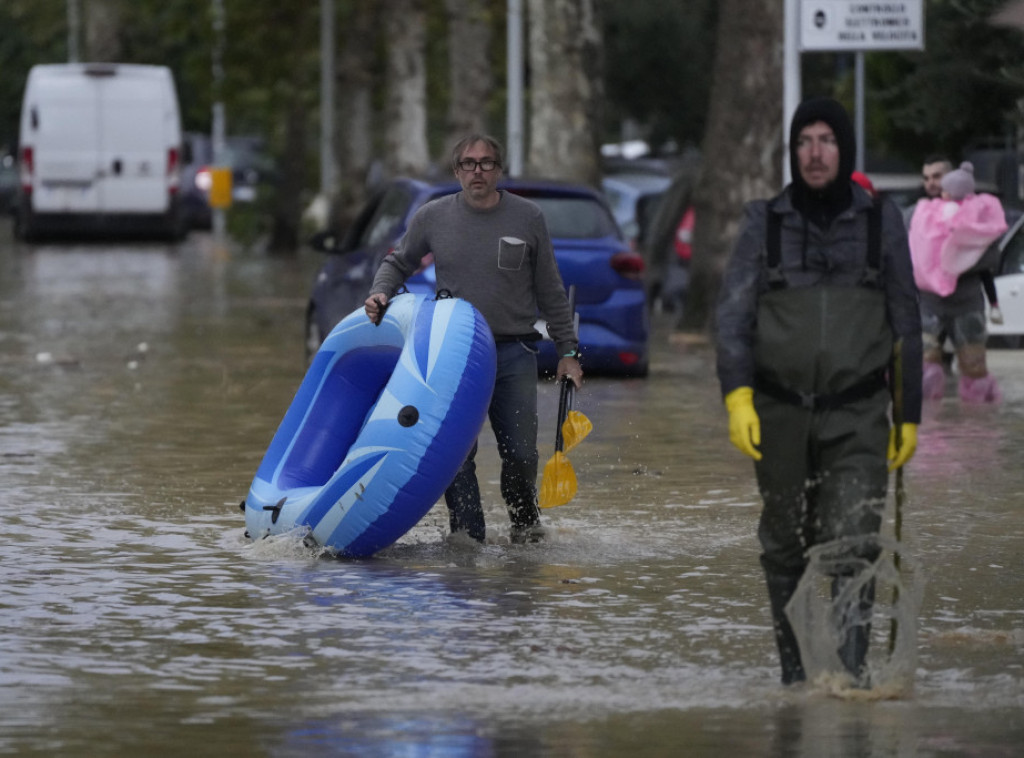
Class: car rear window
525,195,620,239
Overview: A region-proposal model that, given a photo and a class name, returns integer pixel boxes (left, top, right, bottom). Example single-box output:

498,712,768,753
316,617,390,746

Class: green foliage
3,0,1023,201
602,0,718,151
871,0,1024,164
0,1,66,150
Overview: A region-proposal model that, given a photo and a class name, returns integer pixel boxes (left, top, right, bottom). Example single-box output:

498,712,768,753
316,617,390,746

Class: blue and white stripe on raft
244,293,496,557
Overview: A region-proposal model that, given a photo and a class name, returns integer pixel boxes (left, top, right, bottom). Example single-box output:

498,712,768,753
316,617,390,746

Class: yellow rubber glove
887,422,918,471
725,386,762,461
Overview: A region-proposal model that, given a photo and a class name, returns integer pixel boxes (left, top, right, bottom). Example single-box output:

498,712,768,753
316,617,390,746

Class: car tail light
611,251,645,280
19,146,33,194
618,351,641,366
195,167,213,192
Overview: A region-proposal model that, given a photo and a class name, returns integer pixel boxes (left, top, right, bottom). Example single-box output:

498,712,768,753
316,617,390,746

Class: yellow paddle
561,408,593,452
539,377,590,508
539,284,591,508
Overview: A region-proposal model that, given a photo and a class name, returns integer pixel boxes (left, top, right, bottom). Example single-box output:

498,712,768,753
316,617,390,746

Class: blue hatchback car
306,177,649,376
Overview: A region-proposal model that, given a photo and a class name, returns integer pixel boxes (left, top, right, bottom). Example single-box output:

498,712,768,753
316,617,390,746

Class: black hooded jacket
714,97,923,423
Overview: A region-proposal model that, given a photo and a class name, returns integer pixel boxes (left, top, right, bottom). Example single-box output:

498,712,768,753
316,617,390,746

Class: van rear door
98,70,172,213
31,70,103,213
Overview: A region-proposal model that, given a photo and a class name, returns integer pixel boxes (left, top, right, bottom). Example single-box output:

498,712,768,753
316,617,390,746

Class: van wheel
14,209,35,242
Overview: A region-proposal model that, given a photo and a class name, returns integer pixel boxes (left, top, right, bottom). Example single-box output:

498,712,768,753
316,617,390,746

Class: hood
788,97,855,218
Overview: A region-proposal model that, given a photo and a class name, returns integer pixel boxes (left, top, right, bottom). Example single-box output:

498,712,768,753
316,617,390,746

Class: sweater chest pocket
498,236,527,271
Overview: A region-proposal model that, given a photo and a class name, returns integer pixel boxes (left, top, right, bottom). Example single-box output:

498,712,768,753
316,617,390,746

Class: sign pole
784,0,801,187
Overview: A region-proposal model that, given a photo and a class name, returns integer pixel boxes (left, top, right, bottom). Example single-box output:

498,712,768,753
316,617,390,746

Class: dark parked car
179,132,274,229
601,172,671,251
306,177,649,376
0,151,17,215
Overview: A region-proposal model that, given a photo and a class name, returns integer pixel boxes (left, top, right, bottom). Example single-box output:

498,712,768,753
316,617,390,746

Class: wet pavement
0,224,1021,756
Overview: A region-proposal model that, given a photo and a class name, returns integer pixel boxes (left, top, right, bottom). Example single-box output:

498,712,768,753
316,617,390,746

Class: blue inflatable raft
244,293,496,556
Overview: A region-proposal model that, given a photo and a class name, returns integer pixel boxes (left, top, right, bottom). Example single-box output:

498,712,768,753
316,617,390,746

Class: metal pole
783,0,801,187
320,0,336,201
507,0,524,177
67,0,80,63
855,52,865,173
212,0,227,241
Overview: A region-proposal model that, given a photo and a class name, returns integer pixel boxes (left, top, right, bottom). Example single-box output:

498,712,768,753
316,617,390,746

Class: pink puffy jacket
908,194,1007,296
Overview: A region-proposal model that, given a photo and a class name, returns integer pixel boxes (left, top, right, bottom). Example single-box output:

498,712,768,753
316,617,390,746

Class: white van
16,63,184,240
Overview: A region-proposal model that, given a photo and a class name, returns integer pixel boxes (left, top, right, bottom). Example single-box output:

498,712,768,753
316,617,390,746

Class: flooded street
1,224,1021,757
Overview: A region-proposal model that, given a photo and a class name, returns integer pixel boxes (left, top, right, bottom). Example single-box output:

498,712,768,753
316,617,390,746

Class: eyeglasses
457,158,499,172
796,134,837,151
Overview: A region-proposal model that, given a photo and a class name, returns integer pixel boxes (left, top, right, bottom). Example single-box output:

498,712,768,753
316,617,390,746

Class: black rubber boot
766,572,806,685
444,459,486,543
833,576,875,687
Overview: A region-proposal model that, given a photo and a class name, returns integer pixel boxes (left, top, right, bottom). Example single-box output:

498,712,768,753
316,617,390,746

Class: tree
682,0,783,333
384,0,430,178
332,2,380,229
602,0,717,151
869,0,1024,166
526,0,603,187
444,0,495,147
83,0,122,61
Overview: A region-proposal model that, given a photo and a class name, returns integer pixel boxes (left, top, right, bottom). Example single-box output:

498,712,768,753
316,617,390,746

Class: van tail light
167,147,180,195
19,146,33,194
611,251,645,280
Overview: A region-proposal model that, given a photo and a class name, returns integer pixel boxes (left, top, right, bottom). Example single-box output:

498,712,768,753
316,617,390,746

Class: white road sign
801,1,924,51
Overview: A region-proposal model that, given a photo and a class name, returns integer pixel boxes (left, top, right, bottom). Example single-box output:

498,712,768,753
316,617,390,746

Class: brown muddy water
0,228,1021,757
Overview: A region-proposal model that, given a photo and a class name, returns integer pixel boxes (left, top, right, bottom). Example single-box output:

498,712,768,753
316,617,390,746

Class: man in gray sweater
365,134,582,543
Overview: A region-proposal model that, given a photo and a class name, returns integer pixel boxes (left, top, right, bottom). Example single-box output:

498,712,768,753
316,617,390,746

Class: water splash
787,535,924,698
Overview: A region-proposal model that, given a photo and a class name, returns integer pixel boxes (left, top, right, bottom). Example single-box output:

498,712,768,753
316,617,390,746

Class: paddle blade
561,410,592,452
538,451,578,508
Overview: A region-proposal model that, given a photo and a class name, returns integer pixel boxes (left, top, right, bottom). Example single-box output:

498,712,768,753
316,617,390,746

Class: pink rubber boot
922,362,945,400
959,374,1002,404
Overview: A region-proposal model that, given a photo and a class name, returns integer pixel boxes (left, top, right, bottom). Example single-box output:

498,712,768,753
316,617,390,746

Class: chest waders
754,200,892,685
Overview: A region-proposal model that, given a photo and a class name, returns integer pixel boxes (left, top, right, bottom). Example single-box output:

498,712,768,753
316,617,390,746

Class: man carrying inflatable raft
243,134,582,555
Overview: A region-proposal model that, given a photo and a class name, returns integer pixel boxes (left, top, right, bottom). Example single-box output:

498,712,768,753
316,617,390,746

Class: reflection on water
0,227,1022,756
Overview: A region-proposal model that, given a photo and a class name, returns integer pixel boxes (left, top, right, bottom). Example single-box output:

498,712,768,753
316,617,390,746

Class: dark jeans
444,340,541,540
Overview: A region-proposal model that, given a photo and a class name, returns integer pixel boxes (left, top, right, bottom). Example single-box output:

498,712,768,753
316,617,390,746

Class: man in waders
715,98,922,686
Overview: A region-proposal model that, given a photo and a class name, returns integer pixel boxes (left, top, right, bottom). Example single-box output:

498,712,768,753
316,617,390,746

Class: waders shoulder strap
765,195,787,289
765,194,884,290
860,199,883,288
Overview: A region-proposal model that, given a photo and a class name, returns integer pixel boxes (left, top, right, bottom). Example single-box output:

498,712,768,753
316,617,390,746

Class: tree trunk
526,0,603,187
269,96,309,253
681,0,783,332
332,2,379,230
444,0,493,147
84,0,122,61
268,5,318,253
384,0,430,178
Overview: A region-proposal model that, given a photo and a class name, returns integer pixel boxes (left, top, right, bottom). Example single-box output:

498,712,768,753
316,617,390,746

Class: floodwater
1,225,1021,757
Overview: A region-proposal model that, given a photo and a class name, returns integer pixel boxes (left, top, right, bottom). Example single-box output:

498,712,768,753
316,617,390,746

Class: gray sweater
370,190,577,355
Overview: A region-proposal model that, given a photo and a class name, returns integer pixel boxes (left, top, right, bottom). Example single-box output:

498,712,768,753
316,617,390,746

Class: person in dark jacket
715,97,922,686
